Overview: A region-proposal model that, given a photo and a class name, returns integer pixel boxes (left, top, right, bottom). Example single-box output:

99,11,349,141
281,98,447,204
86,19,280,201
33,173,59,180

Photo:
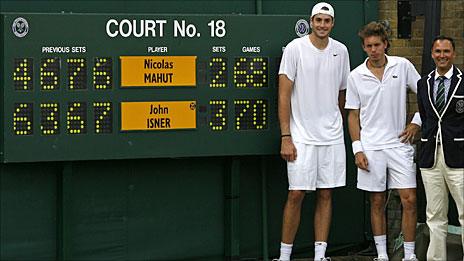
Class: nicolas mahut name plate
120,56,196,87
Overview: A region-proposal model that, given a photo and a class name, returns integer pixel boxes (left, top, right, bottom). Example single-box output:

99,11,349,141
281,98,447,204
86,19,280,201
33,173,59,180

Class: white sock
314,241,328,260
373,235,388,259
404,241,415,259
279,242,292,261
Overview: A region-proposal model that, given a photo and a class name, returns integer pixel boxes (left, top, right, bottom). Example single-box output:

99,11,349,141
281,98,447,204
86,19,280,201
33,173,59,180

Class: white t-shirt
279,36,350,145
345,55,421,150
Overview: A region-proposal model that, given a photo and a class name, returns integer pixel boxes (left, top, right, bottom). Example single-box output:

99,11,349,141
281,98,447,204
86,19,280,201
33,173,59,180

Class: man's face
310,14,334,39
362,36,387,61
431,39,455,72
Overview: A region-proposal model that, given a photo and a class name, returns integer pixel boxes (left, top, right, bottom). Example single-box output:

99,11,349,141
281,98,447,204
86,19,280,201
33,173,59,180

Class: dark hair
432,35,455,50
358,21,390,51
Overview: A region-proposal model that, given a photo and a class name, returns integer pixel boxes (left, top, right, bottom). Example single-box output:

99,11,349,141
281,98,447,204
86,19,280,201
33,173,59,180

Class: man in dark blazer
417,35,464,261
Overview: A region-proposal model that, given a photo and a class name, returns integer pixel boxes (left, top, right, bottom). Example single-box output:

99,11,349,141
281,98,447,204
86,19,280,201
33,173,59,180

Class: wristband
411,112,422,127
281,134,291,138
352,140,363,154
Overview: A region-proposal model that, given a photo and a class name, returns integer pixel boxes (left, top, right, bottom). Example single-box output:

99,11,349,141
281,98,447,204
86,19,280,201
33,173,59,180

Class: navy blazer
417,66,464,168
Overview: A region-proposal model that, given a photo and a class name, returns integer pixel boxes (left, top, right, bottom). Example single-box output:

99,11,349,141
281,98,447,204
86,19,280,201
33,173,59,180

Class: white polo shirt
279,36,350,145
345,55,420,150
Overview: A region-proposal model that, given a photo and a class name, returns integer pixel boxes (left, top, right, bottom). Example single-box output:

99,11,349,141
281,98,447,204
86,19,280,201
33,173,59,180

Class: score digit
93,58,112,90
67,102,87,134
13,58,33,91
209,100,227,131
94,102,113,134
40,103,60,135
40,58,60,90
209,57,227,88
13,103,33,135
67,58,87,90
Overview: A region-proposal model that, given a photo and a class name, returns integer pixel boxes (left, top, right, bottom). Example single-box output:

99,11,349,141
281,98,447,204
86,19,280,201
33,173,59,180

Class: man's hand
355,152,369,172
280,137,297,162
399,123,420,143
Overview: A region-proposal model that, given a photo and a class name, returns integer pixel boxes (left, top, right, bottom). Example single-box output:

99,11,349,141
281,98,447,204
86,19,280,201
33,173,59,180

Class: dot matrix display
93,102,113,134
67,102,87,134
209,100,227,131
40,103,60,135
67,58,87,90
40,58,60,90
13,103,33,135
93,57,113,90
233,57,268,88
209,57,227,88
234,99,267,130
13,58,33,90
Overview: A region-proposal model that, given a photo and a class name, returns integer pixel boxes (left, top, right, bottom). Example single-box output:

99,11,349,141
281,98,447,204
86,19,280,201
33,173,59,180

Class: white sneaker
319,258,331,261
373,256,389,261
402,254,418,261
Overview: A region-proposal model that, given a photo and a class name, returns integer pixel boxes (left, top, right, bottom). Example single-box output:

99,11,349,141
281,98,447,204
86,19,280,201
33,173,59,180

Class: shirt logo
333,53,338,56
456,100,464,114
393,75,398,78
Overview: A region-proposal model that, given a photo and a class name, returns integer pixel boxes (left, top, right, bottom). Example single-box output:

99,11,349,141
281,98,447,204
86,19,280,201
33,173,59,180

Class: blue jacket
417,66,464,168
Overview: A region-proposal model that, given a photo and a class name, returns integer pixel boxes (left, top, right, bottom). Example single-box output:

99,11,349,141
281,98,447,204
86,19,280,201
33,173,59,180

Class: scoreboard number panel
2,14,306,162
67,102,87,134
94,102,113,133
40,103,60,135
13,103,33,135
209,57,227,88
93,58,113,90
209,100,227,131
67,58,87,90
13,58,33,91
40,58,60,90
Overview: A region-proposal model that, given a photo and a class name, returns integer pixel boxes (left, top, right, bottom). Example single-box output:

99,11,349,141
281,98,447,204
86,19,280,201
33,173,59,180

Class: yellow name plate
121,101,196,131
120,56,197,87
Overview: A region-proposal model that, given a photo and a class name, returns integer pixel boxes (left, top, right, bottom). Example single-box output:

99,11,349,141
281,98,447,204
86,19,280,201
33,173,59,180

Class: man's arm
416,79,426,126
278,74,297,162
339,47,350,124
338,90,346,123
347,109,369,171
398,60,422,143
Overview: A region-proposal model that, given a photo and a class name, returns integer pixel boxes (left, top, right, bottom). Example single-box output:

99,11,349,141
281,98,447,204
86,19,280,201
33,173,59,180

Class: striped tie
436,76,446,114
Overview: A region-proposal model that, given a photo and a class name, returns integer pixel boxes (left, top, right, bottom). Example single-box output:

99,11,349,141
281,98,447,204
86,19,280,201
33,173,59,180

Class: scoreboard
1,13,308,162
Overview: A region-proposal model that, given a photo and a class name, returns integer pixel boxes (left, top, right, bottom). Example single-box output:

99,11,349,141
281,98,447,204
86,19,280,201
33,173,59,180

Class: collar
306,35,332,52
360,54,397,76
434,65,454,80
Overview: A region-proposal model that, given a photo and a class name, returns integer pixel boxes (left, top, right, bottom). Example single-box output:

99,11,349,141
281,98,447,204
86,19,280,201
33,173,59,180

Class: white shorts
287,142,346,191
357,145,417,192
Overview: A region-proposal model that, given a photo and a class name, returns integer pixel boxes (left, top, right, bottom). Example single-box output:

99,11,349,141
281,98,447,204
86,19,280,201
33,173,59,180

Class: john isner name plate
120,101,196,131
